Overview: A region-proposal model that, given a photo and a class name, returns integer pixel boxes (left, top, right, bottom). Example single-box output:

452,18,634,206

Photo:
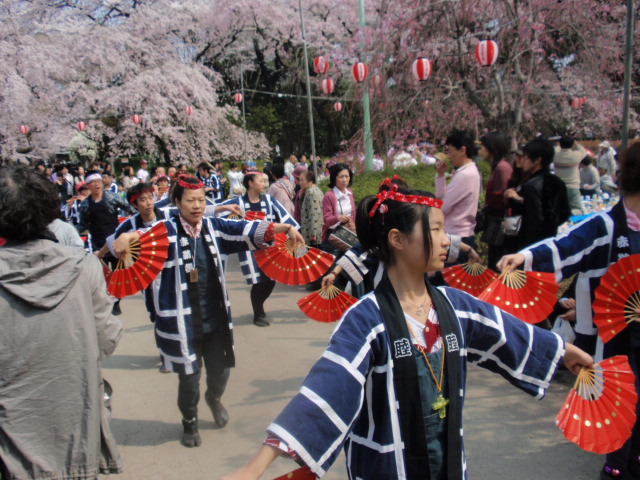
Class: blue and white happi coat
268,285,564,479
521,201,637,337
149,211,270,374
218,194,300,284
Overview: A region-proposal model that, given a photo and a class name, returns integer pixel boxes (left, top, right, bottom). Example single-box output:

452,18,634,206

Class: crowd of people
1,130,637,480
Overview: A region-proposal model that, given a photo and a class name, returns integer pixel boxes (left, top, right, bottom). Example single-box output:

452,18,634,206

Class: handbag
329,224,358,253
502,209,522,237
474,206,488,234
551,317,576,344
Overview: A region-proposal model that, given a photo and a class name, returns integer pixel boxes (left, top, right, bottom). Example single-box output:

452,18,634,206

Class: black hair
242,171,262,190
559,135,575,149
445,129,478,158
229,162,237,169
619,143,640,194
356,189,434,266
126,182,155,205
379,177,410,193
271,163,285,179
171,175,203,203
480,131,509,170
580,155,593,167
0,166,61,241
522,137,555,170
328,163,353,189
196,162,211,172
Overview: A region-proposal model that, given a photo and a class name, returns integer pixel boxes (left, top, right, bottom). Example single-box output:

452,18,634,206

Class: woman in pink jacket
321,163,356,254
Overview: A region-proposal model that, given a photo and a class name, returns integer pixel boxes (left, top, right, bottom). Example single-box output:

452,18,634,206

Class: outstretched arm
221,445,281,480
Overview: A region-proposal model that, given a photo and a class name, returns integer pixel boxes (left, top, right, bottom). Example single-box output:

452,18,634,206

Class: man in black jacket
504,137,571,250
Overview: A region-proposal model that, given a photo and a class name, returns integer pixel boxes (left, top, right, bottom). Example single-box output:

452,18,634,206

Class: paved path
102,257,603,479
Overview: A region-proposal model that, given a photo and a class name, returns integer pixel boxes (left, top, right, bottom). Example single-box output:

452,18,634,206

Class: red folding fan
556,355,637,454
254,233,335,286
478,269,559,324
593,254,640,343
442,262,498,297
108,222,170,299
298,285,358,323
272,466,316,480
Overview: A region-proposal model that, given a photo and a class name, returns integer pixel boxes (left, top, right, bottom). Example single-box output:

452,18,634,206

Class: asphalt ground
102,256,603,480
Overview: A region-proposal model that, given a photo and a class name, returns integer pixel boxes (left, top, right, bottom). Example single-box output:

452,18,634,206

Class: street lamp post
240,64,249,164
298,0,318,180
358,0,374,171
621,0,635,150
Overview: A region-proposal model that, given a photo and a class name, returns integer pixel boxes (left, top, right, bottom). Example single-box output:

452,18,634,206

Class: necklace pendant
432,395,449,419
416,308,424,316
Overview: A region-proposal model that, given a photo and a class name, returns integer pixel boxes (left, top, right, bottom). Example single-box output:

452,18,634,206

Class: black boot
181,417,201,447
111,300,122,316
205,394,229,428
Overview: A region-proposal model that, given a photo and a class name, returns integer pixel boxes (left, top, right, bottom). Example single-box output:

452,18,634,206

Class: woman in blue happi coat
222,187,593,480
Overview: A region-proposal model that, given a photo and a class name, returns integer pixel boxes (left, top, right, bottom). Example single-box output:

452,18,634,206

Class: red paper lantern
233,93,243,104
314,56,329,75
321,78,335,95
132,114,142,124
372,74,383,89
571,98,582,109
476,40,499,67
334,102,343,112
581,96,587,107
412,58,432,81
185,105,193,116
352,62,369,83
77,121,87,131
19,124,29,135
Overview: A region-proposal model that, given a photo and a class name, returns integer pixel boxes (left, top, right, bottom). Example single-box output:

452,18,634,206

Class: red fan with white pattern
108,222,170,299
593,254,640,343
298,285,358,323
478,270,559,324
556,355,637,454
442,262,498,297
254,234,334,286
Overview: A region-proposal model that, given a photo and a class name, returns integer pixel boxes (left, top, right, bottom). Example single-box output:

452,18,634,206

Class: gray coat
0,239,123,479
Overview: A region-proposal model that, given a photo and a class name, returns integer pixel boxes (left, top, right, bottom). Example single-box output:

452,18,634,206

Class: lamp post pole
621,0,635,150
358,0,374,171
299,0,318,180
240,64,248,164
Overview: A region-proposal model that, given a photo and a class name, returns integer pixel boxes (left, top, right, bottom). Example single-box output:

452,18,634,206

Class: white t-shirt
136,168,149,182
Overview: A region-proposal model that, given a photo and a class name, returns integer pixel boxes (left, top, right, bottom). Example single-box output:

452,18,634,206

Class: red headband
369,185,443,218
178,174,204,190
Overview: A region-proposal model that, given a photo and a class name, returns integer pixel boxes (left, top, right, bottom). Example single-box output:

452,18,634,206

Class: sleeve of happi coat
267,300,380,475
337,243,377,286
442,287,565,399
86,254,123,360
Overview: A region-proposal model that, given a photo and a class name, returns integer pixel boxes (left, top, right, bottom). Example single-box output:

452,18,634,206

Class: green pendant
432,394,449,419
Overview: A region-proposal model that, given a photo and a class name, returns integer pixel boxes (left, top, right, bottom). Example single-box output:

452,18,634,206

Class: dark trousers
177,330,230,420
250,278,276,317
605,346,640,473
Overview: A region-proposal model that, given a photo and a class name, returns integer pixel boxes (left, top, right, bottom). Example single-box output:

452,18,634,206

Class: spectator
268,163,295,215
291,164,308,223
321,163,356,255
0,166,123,479
103,173,119,195
436,129,481,263
579,155,600,197
74,165,86,187
167,165,178,182
227,162,245,198
121,165,139,190
55,164,75,203
599,166,620,194
554,135,585,215
498,142,640,479
477,132,513,271
299,169,323,247
284,155,296,183
136,159,150,183
503,138,570,250
154,174,170,201
597,140,618,178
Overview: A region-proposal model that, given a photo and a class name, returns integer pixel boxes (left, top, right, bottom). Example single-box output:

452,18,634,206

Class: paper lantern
352,62,369,83
334,102,343,112
412,58,432,81
19,124,29,135
372,74,383,89
571,98,581,109
185,105,193,116
132,114,142,124
476,40,499,67
314,56,329,74
77,121,87,131
321,78,335,95
233,93,243,103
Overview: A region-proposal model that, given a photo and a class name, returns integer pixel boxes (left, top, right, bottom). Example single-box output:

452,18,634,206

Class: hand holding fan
478,269,559,324
108,222,170,299
298,285,358,323
442,262,498,297
272,466,316,480
593,254,640,343
254,233,334,286
556,355,637,454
